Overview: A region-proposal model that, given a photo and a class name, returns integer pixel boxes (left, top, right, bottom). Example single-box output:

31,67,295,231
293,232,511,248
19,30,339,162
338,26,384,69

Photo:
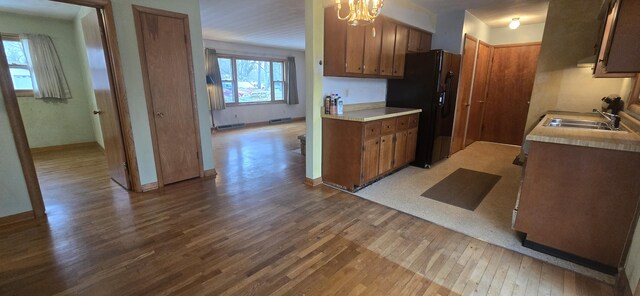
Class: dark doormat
421,168,501,211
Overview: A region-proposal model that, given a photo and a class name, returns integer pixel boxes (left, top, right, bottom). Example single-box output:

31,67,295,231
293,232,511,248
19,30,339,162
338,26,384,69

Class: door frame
0,0,143,221
132,5,205,188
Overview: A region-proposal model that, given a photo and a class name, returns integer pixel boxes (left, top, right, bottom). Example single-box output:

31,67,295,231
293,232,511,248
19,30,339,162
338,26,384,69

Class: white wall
431,10,466,53
205,40,306,126
524,0,633,133
0,89,32,217
463,11,491,44
490,23,546,45
323,77,387,104
74,7,104,148
110,0,215,185
0,11,97,148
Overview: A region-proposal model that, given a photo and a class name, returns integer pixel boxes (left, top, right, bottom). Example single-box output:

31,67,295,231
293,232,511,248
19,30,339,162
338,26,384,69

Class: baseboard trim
30,142,99,153
204,169,217,178
304,177,323,187
0,211,34,227
523,238,618,275
616,269,634,296
214,117,305,131
141,182,159,192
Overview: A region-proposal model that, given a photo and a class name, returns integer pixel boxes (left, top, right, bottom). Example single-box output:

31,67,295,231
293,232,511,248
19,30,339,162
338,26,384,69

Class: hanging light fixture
509,17,521,30
335,0,384,26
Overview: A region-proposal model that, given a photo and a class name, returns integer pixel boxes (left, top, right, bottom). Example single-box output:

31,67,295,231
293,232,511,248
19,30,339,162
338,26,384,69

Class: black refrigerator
386,50,461,168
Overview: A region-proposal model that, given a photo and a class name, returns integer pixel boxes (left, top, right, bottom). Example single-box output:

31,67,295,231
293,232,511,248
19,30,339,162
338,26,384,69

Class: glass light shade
335,0,384,26
509,18,521,30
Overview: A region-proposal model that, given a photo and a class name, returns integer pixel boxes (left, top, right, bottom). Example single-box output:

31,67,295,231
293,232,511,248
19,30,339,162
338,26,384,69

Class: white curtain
20,34,71,99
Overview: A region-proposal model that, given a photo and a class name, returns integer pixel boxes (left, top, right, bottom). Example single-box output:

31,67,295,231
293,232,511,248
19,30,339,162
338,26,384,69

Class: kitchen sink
544,118,621,131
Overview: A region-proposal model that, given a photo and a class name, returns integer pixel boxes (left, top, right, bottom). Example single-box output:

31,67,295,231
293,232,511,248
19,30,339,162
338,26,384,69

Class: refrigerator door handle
441,71,455,117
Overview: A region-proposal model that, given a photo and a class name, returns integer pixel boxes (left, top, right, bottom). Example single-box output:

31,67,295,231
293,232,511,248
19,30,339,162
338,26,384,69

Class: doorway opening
0,0,138,220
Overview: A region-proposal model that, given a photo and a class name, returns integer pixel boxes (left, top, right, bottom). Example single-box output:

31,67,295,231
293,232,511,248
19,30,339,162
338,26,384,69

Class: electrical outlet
343,89,349,97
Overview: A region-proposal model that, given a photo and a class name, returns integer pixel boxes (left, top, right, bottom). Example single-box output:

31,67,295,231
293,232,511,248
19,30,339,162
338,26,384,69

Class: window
217,55,286,105
1,34,34,96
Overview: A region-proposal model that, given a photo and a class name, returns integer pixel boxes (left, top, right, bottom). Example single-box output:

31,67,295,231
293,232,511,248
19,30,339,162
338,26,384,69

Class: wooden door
392,25,408,77
407,29,421,52
134,7,202,186
466,41,492,146
323,7,346,76
363,21,382,75
346,25,365,74
81,9,130,189
378,134,394,174
393,131,407,169
482,44,541,145
379,18,396,76
451,35,477,155
362,138,380,182
419,32,432,52
406,128,418,164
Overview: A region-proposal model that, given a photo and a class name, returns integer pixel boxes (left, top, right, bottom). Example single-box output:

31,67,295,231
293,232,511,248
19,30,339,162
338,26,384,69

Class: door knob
93,110,103,115
156,112,165,118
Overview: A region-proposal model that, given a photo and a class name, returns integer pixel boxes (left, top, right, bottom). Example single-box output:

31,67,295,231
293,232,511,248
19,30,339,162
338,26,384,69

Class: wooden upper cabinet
594,0,640,77
408,29,432,53
407,29,421,52
379,18,396,76
363,21,383,75
324,7,347,76
393,25,409,77
419,32,432,52
346,25,366,73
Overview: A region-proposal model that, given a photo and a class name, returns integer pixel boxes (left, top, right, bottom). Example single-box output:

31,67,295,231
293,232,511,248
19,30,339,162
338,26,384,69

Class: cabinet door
406,128,418,164
363,21,382,75
393,25,409,77
379,18,396,76
363,138,380,182
394,131,408,169
378,134,394,174
419,32,432,52
346,25,365,74
407,29,421,52
324,7,347,76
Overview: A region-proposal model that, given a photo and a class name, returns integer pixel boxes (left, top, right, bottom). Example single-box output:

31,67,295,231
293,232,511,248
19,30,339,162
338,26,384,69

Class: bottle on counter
337,96,344,115
324,96,331,114
330,96,337,115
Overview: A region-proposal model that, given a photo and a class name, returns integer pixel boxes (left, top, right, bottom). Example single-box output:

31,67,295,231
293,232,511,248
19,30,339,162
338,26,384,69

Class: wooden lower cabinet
323,113,420,191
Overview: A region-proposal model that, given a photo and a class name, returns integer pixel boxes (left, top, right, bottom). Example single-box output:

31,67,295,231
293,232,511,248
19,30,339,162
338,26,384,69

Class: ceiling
0,0,81,20
199,0,548,50
200,0,305,50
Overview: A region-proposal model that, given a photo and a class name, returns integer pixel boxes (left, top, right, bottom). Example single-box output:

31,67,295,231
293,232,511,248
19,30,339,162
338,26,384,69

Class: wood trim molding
464,33,478,42
204,169,218,178
0,42,46,220
0,211,34,227
304,177,323,187
132,5,205,187
140,182,159,192
492,42,542,48
53,0,109,7
30,142,99,154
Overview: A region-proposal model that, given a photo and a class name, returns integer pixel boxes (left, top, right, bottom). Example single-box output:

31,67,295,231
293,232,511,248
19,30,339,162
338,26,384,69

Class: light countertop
526,112,640,153
321,107,421,122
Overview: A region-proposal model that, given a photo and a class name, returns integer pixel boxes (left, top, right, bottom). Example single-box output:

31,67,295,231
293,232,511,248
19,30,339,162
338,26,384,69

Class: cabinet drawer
408,114,419,128
381,118,396,135
364,121,381,139
396,116,409,131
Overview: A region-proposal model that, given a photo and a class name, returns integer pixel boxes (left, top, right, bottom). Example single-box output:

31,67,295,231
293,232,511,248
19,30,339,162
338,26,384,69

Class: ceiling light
335,0,384,26
509,18,521,30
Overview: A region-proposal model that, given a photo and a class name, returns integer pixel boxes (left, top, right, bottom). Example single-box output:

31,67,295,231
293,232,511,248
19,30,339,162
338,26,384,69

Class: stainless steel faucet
593,109,621,130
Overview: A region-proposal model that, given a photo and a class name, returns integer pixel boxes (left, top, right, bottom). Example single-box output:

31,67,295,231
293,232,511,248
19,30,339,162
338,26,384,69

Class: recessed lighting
509,18,521,29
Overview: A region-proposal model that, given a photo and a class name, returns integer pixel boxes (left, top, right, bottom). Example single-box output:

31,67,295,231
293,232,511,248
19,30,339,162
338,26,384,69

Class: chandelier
335,0,384,26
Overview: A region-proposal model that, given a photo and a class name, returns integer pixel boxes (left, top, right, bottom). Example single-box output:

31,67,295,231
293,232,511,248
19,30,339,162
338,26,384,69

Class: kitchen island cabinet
514,113,640,274
322,108,421,191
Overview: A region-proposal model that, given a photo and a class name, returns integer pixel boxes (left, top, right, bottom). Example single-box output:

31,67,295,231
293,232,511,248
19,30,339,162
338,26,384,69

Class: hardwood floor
0,122,614,295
